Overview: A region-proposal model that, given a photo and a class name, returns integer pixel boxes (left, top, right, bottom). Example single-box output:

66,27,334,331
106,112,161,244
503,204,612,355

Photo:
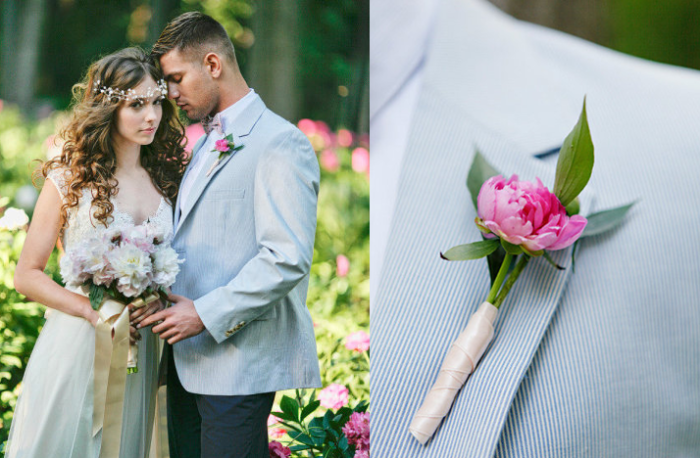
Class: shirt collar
204,88,257,135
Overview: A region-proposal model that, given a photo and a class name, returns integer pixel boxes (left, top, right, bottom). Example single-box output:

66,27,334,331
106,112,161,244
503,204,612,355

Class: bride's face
112,76,164,148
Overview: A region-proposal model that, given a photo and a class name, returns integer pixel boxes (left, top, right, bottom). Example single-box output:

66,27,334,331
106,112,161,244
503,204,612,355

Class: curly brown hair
42,47,188,235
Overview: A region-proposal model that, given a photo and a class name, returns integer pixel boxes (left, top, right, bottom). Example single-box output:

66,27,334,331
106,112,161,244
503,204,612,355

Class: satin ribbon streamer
92,297,130,458
409,302,498,445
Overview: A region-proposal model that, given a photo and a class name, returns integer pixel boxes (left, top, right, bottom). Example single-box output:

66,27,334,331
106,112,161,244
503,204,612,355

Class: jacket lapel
373,0,597,455
174,97,267,236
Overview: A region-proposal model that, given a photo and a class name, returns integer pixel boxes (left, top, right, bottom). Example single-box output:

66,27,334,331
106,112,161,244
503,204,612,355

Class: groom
140,12,321,458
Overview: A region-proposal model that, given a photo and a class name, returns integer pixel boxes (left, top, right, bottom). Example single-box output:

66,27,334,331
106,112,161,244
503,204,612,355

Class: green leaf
289,431,315,446
89,283,104,311
280,395,300,422
289,445,311,452
553,98,595,206
486,242,507,285
440,239,500,261
581,202,636,238
467,149,500,210
542,251,565,270
500,239,523,255
301,399,321,421
270,410,295,423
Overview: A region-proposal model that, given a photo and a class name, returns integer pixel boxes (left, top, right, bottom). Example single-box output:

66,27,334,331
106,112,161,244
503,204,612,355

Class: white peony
151,245,182,288
107,243,152,297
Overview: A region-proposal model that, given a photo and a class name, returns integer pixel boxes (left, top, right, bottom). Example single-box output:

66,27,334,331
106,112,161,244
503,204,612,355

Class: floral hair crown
92,78,168,101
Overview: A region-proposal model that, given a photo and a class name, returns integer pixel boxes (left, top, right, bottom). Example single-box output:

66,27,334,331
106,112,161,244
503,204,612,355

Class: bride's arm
13,180,99,326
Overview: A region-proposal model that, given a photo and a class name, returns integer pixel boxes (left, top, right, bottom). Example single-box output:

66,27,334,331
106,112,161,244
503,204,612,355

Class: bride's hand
129,299,166,328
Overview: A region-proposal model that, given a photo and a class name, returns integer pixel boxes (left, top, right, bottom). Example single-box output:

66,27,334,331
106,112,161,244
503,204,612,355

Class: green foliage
0,224,60,451
272,390,368,458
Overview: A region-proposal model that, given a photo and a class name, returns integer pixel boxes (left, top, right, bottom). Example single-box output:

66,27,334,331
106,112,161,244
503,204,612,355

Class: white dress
4,169,172,458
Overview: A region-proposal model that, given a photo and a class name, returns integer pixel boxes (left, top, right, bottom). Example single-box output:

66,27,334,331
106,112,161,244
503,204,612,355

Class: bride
5,47,187,457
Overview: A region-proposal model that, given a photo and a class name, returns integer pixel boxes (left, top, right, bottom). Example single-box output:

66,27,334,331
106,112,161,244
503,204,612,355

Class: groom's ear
203,52,223,79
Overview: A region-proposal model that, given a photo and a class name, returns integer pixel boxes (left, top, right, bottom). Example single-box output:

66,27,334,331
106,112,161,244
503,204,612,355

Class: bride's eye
154,98,163,105
130,100,144,108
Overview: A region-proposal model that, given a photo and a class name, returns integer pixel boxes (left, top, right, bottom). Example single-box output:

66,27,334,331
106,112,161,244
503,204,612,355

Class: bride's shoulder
45,165,72,198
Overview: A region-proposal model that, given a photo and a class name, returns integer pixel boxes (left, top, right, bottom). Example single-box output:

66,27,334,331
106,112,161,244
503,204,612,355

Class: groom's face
159,48,218,121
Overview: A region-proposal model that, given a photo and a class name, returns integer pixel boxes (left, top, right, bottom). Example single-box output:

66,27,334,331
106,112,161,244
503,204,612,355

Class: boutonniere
206,134,244,177
409,98,636,445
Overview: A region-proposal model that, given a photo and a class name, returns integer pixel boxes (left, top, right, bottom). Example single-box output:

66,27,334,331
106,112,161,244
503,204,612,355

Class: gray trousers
165,346,275,458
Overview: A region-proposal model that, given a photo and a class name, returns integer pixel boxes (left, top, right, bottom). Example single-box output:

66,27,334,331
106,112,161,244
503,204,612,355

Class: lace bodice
47,167,174,254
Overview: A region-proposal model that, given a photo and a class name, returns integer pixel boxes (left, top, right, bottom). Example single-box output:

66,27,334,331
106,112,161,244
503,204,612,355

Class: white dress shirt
370,0,437,300
179,88,257,215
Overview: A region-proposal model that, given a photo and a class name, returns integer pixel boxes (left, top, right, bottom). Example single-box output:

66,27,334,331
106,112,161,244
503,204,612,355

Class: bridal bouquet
409,99,635,444
61,225,183,373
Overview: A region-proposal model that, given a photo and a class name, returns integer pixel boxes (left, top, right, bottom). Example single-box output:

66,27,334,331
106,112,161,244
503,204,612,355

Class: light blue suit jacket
171,95,322,396
372,0,700,456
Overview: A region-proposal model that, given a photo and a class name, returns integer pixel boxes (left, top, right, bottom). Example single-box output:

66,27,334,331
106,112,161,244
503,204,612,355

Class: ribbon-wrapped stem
126,292,160,374
409,302,498,445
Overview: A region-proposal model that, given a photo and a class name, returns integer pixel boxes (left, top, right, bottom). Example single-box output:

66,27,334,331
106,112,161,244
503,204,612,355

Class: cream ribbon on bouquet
77,288,159,458
409,99,635,445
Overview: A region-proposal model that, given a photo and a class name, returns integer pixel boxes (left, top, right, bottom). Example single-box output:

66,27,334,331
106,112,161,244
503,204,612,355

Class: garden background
0,1,368,456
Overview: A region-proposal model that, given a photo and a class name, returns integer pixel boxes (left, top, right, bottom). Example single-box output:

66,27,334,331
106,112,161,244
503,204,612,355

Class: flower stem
486,253,512,305
493,255,531,308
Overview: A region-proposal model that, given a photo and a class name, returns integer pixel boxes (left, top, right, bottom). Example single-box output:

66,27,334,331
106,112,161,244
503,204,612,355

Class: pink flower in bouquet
268,441,291,458
318,384,349,409
337,128,353,147
215,139,230,153
122,226,155,254
351,147,369,174
336,254,350,277
342,412,370,454
320,149,340,172
345,331,370,352
477,175,587,252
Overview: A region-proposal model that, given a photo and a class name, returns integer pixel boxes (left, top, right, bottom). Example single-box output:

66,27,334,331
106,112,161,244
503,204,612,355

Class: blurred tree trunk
246,0,300,121
1,0,48,115
488,0,610,46
147,0,179,47
1,0,19,104
352,0,369,133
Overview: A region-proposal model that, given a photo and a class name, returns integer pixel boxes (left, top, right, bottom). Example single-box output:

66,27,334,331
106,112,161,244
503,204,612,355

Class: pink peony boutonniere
207,133,244,176
409,98,635,445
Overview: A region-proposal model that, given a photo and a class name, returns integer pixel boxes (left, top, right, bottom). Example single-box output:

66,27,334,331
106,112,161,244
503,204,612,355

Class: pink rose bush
345,331,370,352
336,254,350,277
318,383,349,409
342,412,370,457
268,441,291,458
476,175,587,253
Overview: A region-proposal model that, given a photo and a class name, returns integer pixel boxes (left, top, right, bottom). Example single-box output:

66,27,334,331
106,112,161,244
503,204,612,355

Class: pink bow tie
202,114,224,136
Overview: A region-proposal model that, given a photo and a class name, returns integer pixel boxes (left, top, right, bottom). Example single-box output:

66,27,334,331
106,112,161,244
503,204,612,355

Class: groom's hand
138,293,205,344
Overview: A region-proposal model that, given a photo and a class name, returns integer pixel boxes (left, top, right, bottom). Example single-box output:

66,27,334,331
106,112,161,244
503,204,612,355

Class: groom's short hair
152,12,236,65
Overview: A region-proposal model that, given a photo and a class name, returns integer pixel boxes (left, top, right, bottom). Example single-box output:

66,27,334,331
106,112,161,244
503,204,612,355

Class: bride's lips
142,127,156,134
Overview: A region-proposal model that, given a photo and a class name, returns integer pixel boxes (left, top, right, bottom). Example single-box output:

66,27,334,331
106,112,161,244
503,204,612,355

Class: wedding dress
4,168,171,458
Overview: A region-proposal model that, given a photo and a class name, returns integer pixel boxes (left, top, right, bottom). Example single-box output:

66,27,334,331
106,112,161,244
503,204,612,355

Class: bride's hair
41,47,188,235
